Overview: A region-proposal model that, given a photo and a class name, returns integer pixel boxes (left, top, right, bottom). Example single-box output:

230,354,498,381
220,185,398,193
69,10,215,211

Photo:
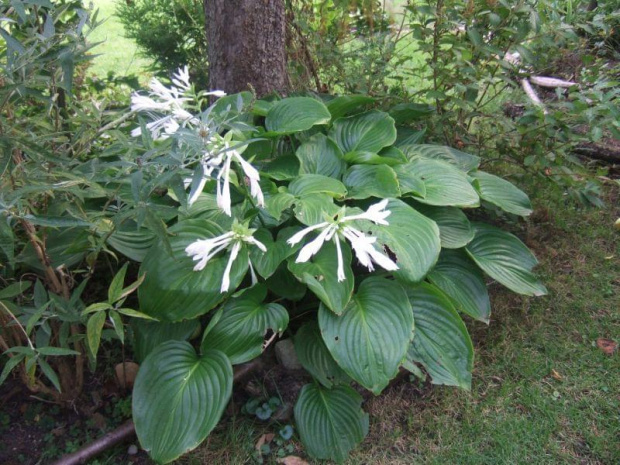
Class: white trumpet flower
215,147,265,216
185,223,267,293
287,199,398,281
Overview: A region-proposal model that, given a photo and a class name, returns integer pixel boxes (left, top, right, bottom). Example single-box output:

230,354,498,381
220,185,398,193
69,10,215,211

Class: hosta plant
128,71,546,463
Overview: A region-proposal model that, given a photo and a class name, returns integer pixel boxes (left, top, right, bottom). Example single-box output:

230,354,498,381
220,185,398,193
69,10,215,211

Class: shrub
124,70,546,463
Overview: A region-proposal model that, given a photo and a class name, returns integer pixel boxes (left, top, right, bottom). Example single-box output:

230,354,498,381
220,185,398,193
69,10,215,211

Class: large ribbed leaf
106,228,156,262
428,249,491,323
295,321,349,388
392,163,426,197
471,171,533,217
330,111,396,153
405,283,474,389
294,383,369,463
408,158,480,207
325,94,375,119
388,102,434,124
369,199,441,284
131,319,200,363
249,227,301,279
265,97,331,134
289,241,354,315
466,223,547,296
138,220,248,321
402,144,480,172
319,277,414,394
201,286,288,364
288,174,347,198
295,134,346,178
414,204,474,249
342,164,400,199
133,342,232,464
293,194,340,226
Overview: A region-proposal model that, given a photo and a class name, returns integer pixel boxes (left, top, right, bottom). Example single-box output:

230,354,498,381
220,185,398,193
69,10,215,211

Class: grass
187,180,620,464
86,0,152,81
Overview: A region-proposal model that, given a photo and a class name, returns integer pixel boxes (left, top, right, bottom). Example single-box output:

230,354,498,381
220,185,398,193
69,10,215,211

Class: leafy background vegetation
1,0,618,463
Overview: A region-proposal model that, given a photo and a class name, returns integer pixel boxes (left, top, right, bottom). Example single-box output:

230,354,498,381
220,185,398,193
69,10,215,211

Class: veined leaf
428,249,491,323
288,174,347,198
330,111,396,153
295,134,346,179
131,319,200,363
402,144,480,171
414,204,474,249
139,220,249,321
325,94,375,119
294,383,369,463
343,164,400,199
295,321,349,388
133,342,232,464
201,285,288,364
249,227,301,279
319,277,413,394
405,282,474,389
466,223,547,296
408,158,480,207
265,97,331,134
289,241,354,315
369,199,441,284
471,171,533,217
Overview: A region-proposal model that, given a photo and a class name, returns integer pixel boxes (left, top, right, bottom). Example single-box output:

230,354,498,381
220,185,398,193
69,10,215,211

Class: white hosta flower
215,148,265,216
185,223,267,293
287,200,398,281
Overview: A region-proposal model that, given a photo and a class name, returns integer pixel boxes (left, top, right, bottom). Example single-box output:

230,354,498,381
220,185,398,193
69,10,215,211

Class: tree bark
205,0,288,97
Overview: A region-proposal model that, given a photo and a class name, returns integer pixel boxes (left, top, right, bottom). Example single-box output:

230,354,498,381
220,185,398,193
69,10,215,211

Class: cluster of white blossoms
133,67,397,293
287,199,398,281
131,66,264,215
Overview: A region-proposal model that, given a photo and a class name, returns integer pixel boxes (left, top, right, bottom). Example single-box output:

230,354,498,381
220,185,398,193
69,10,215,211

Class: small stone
272,402,293,422
128,444,139,455
115,362,140,389
275,339,302,370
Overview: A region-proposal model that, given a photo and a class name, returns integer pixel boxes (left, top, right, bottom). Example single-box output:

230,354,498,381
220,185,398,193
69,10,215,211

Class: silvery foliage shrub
127,69,546,463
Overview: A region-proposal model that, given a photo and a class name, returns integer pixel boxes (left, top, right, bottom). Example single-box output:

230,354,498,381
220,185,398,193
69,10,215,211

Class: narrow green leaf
108,263,129,303
0,354,25,385
87,311,106,359
38,358,62,392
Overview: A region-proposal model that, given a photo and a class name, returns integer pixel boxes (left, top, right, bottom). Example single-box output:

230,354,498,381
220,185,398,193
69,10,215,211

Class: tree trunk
205,0,288,97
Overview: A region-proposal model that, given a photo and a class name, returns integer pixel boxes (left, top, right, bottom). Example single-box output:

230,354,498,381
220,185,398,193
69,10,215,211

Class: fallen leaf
550,369,563,381
596,338,618,355
276,457,309,465
255,433,275,452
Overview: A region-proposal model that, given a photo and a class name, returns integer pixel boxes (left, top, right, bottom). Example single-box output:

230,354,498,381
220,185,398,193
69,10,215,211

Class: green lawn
86,0,152,80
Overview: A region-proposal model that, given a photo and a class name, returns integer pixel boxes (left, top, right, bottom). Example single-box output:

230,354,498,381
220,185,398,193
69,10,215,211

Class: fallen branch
574,142,620,164
51,357,265,465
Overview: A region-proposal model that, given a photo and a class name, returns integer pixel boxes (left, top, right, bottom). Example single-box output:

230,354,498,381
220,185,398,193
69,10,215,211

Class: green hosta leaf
293,194,340,226
408,158,480,207
249,227,301,279
370,199,441,284
326,94,375,119
295,321,349,388
405,282,474,389
395,127,426,147
264,190,295,221
392,163,426,197
343,165,400,199
466,223,547,296
379,146,408,163
138,220,249,321
428,249,491,323
131,319,200,363
471,171,533,217
388,102,434,124
295,134,346,178
294,383,369,463
319,277,413,394
18,228,89,271
330,111,397,153
402,144,480,172
289,241,354,315
288,174,347,198
106,228,156,262
343,151,402,166
265,97,331,134
201,285,288,364
262,156,300,181
179,192,236,228
414,204,474,249
266,265,307,301
133,342,232,464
